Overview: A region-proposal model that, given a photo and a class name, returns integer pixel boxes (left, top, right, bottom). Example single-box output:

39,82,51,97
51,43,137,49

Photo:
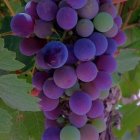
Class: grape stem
122,0,139,29
3,0,15,16
0,31,13,37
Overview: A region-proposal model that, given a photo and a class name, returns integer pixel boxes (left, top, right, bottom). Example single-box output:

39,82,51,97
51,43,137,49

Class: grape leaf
117,49,140,73
0,108,12,133
0,38,25,71
0,74,40,111
114,103,140,137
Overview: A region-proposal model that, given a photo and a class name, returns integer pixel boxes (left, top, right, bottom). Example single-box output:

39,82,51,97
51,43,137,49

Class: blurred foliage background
1,0,140,139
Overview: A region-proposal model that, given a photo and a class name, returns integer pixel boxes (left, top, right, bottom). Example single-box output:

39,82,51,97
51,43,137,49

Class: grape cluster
10,0,126,140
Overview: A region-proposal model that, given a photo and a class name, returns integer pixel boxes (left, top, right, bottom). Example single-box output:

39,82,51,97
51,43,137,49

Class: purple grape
25,1,38,19
10,13,34,37
104,23,118,38
39,95,59,111
19,37,44,56
96,55,117,73
100,2,117,18
81,82,101,100
56,7,78,30
76,61,98,82
45,119,60,129
43,79,64,99
44,106,62,120
87,99,104,118
93,12,113,32
114,16,122,28
42,127,60,140
36,41,68,69
32,71,48,90
89,32,108,56
37,0,58,21
80,124,99,140
69,112,87,128
66,0,87,9
113,30,127,46
78,0,99,19
74,38,96,61
69,91,92,115
66,44,78,65
34,20,53,38
105,38,117,55
93,71,112,90
36,52,51,69
53,66,77,89
76,19,94,37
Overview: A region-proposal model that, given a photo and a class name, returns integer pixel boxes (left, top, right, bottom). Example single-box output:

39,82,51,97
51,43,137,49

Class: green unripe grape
60,125,81,140
93,12,113,32
92,118,106,133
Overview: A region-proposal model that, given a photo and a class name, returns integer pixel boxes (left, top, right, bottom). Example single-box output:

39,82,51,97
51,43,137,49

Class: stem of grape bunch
3,0,15,16
10,0,127,140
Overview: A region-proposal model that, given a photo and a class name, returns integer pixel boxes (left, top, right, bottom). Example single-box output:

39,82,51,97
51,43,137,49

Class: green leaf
119,65,140,97
114,103,140,137
0,74,40,111
0,38,24,71
0,108,12,133
117,49,140,73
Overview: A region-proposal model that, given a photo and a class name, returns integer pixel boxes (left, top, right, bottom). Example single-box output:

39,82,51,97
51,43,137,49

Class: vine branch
3,0,15,16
